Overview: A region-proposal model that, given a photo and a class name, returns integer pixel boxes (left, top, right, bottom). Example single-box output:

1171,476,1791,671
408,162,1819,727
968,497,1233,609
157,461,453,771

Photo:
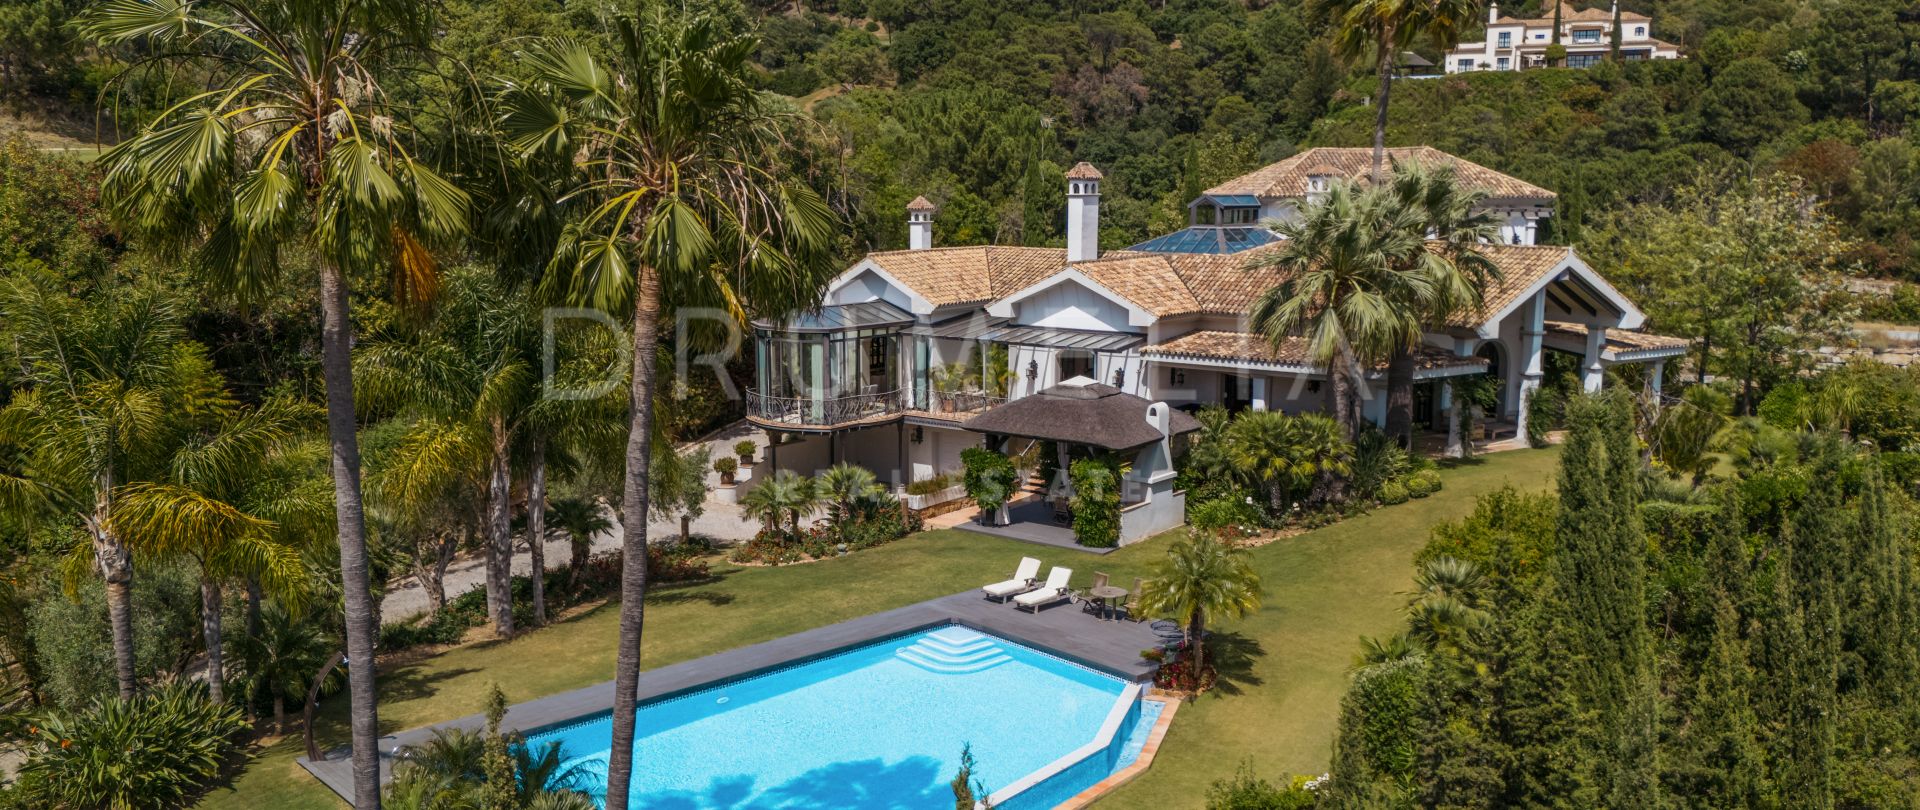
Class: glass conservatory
749,302,915,428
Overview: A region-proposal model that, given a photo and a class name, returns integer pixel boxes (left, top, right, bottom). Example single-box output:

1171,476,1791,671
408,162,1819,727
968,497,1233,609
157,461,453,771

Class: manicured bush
1069,457,1121,548
960,447,1018,513
1406,470,1442,498
1378,481,1410,505
13,682,249,810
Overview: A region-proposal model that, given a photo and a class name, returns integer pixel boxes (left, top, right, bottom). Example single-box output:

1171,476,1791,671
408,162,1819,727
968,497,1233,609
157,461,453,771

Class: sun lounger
982,556,1042,601
1014,566,1073,613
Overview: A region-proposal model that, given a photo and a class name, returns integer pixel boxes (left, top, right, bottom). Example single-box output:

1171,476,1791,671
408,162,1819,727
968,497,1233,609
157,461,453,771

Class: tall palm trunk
1384,347,1416,447
200,578,224,703
318,259,383,810
528,434,548,626
485,423,514,638
605,265,664,810
1329,357,1358,441
1187,612,1207,669
1371,30,1397,183
89,472,137,700
245,579,263,639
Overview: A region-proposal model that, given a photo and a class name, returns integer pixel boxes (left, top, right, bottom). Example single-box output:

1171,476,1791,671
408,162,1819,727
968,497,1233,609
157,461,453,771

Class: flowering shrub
1152,642,1217,693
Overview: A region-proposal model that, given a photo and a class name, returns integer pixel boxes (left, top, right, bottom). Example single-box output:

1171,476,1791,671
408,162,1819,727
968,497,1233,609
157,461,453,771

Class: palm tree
356,267,544,638
547,498,613,587
1223,411,1354,510
0,275,183,699
1248,180,1435,439
1380,162,1502,447
1137,533,1263,668
740,470,821,539
1404,557,1490,659
107,387,322,705
78,2,469,802
498,8,838,803
1352,631,1424,673
236,602,340,736
1320,0,1485,180
818,463,887,537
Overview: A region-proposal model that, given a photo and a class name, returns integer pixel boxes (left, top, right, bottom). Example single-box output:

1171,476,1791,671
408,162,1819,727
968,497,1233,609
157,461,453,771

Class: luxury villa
1446,2,1681,73
744,146,1687,543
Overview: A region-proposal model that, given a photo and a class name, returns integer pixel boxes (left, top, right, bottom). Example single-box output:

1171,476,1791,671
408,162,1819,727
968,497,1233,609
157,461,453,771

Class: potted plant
931,364,973,413
734,439,757,467
715,456,738,486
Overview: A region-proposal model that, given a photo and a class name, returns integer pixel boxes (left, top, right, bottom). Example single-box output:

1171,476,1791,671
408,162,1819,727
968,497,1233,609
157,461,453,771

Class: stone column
1648,358,1667,397
1513,293,1545,441
1442,381,1464,458
1582,326,1607,392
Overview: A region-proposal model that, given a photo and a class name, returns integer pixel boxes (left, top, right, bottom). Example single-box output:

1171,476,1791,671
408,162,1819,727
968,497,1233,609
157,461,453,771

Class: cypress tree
1499,578,1595,808
1544,392,1658,808
1675,593,1766,808
1852,464,1918,712
1777,463,1843,810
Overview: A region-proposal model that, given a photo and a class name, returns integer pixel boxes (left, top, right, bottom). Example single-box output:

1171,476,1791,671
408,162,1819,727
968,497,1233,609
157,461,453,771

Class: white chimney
1065,162,1102,263
907,196,935,250
1488,2,1498,25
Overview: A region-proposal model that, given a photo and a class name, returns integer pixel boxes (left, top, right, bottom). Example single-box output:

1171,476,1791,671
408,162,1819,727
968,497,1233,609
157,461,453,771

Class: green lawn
196,447,1560,810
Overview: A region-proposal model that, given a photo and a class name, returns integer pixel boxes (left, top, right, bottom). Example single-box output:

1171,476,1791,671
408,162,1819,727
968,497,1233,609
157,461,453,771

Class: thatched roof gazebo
957,378,1197,548
963,379,1201,451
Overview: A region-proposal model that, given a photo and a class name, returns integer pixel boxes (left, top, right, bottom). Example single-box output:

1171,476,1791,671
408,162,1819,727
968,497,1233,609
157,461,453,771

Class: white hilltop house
744,151,1685,544
1446,2,1681,73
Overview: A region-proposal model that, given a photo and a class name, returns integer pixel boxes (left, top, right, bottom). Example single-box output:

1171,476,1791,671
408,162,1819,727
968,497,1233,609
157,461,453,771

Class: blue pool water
523,626,1153,808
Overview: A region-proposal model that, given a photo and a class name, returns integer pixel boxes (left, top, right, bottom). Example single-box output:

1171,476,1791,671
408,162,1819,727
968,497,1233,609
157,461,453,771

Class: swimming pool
522,625,1156,808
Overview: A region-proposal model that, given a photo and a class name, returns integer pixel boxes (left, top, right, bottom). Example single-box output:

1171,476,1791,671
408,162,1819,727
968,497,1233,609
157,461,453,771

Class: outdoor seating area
980,558,1145,622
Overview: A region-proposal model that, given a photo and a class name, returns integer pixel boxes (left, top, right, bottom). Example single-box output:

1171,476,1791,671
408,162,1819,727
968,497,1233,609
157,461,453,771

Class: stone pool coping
297,587,1163,802
1056,695,1181,809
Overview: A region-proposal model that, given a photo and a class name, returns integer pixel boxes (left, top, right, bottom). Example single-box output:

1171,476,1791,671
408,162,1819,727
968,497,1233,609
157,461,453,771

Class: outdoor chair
1013,566,1073,613
981,557,1042,602
1121,577,1144,621
1078,572,1109,611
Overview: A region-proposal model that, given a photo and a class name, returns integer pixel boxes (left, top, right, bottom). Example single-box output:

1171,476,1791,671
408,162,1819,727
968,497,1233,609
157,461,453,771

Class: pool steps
894,627,1012,674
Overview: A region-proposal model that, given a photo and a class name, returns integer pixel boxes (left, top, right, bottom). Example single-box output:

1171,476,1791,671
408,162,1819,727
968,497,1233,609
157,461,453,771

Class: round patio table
1089,585,1130,621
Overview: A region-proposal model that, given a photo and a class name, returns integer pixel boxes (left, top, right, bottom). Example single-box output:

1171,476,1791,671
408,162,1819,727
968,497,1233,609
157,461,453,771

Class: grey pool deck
297,587,1163,801
953,499,1118,553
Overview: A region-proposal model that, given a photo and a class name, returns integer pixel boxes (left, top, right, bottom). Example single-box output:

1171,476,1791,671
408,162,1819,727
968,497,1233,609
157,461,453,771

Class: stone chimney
907,196,935,250
1065,162,1102,263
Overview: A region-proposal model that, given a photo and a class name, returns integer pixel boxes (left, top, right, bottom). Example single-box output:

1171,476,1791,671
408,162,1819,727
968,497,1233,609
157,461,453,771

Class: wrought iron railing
746,387,905,427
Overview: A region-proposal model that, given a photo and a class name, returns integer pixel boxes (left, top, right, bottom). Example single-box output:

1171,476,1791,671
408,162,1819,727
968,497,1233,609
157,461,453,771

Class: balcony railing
745,387,1010,427
747,387,905,427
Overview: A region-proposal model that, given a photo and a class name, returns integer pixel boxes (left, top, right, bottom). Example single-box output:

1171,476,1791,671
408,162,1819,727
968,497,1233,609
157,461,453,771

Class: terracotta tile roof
1441,244,1575,326
906,195,935,211
1068,242,1571,326
1546,321,1690,355
1065,162,1105,180
865,246,1069,307
1204,146,1555,201
862,241,1606,336
1497,2,1647,24
1142,330,1491,373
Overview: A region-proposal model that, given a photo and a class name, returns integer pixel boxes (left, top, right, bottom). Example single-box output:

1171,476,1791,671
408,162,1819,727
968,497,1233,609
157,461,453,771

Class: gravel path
380,423,766,621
